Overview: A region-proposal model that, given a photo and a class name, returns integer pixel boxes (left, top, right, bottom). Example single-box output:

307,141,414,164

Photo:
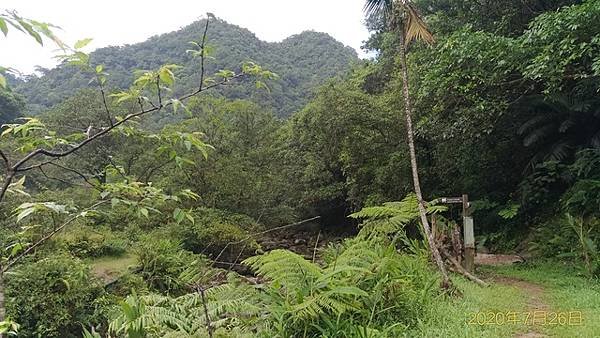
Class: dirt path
492,276,550,338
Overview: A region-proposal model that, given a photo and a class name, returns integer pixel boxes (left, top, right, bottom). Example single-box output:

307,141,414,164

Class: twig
197,286,214,338
199,15,210,91
156,76,162,107
97,79,114,127
16,159,58,172
38,166,87,188
48,162,100,189
0,150,9,169
212,216,321,265
312,230,321,263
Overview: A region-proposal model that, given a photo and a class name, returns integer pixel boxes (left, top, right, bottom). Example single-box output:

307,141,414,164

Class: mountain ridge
13,18,359,118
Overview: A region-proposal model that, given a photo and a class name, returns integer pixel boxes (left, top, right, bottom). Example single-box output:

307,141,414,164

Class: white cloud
0,0,371,74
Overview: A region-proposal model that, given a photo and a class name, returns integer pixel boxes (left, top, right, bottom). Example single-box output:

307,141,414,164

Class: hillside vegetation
11,17,358,118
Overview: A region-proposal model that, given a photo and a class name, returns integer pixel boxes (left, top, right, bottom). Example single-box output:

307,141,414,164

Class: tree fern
243,249,323,290
350,194,447,240
243,249,369,325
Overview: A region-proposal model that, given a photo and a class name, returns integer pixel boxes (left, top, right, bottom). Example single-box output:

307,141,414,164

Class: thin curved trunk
397,31,450,287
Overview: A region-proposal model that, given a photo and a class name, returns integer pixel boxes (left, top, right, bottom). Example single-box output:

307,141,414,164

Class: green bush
60,226,128,258
134,235,203,295
529,216,580,258
5,255,108,338
171,208,260,261
105,273,149,298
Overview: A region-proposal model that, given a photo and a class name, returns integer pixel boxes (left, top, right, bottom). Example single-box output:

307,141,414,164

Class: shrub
60,226,128,258
105,273,149,298
134,235,203,295
5,255,108,338
246,240,439,337
171,208,260,261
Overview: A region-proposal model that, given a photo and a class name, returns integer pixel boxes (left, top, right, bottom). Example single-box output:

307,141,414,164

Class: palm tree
516,91,600,170
364,0,450,286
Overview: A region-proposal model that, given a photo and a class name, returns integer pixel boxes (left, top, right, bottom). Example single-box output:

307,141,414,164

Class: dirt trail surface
492,276,550,338
476,253,524,266
478,254,550,337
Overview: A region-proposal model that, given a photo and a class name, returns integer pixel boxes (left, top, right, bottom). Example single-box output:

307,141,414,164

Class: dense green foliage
106,196,441,337
6,255,107,337
0,89,25,125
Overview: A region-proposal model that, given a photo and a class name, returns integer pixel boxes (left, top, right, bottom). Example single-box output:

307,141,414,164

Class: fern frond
243,249,323,289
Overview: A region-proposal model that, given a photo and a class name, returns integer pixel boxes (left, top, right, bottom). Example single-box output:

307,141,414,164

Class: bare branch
98,82,114,127
38,166,86,188
47,162,101,190
15,159,58,172
0,171,15,203
0,150,9,169
156,76,162,107
212,216,321,265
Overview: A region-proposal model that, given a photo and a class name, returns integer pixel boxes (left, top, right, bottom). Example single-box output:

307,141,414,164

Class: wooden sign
439,197,464,204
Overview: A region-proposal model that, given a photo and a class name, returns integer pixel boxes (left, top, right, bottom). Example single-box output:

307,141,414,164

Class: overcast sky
1,0,371,75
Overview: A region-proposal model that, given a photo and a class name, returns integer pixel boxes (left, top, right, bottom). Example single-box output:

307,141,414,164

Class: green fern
350,194,447,241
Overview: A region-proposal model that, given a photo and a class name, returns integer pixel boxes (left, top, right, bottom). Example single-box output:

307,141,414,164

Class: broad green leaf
9,242,24,257
16,207,36,223
0,18,7,36
18,19,43,45
74,38,93,49
159,67,175,86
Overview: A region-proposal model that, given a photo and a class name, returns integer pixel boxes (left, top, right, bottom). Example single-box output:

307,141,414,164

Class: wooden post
451,221,463,265
462,194,475,272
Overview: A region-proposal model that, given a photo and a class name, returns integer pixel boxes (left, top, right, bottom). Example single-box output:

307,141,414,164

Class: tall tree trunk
398,32,451,287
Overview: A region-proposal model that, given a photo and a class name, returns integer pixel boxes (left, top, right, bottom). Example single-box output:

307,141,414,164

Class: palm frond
403,1,434,46
523,124,555,147
546,141,573,162
518,114,554,135
364,0,394,19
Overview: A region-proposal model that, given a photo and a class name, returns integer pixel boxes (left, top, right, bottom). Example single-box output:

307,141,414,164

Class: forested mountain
12,17,358,118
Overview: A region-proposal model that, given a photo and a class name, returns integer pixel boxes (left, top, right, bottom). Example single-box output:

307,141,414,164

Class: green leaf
0,18,7,36
173,208,185,224
16,207,36,223
159,67,175,86
10,242,24,257
74,38,93,49
17,19,43,45
0,74,6,89
139,207,149,218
